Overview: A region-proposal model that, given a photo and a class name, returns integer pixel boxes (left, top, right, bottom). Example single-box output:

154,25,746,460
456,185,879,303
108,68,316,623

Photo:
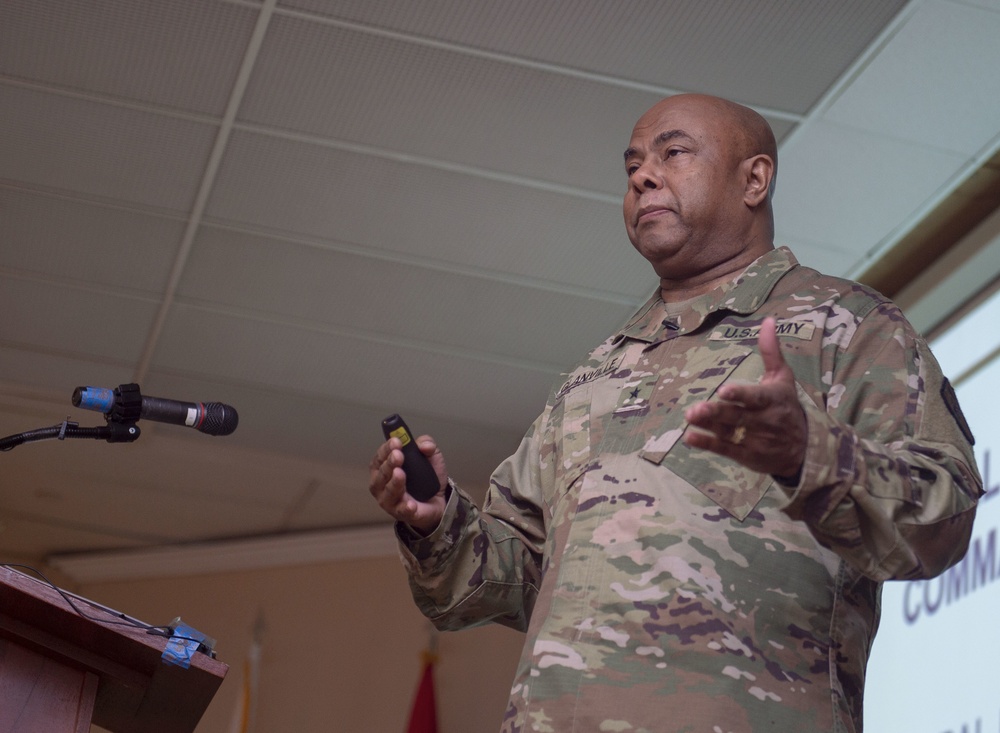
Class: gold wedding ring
731,425,747,445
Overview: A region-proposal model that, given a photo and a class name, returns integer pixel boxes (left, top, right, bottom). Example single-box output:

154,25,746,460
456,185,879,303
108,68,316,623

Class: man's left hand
683,317,806,480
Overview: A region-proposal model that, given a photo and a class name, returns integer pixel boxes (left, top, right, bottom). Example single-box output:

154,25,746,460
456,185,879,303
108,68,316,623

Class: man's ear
742,154,775,208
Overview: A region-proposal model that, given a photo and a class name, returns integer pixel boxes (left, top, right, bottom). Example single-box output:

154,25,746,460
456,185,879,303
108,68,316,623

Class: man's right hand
368,434,448,534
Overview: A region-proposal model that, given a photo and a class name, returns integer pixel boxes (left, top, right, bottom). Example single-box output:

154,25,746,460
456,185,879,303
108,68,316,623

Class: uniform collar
616,247,798,344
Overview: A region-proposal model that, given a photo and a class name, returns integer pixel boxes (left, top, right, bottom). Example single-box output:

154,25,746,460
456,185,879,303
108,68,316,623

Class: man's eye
665,148,683,157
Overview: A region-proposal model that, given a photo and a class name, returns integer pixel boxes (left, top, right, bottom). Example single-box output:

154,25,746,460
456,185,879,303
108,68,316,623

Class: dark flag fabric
405,651,438,733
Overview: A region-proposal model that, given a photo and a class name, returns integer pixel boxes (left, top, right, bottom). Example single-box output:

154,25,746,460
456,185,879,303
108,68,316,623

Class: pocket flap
636,343,771,520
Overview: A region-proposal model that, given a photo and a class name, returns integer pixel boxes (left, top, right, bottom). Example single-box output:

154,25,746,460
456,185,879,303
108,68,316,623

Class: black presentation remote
381,414,441,501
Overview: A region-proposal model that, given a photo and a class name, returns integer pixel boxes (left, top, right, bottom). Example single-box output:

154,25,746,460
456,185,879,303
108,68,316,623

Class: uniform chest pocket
638,344,773,521
546,353,635,492
547,382,596,491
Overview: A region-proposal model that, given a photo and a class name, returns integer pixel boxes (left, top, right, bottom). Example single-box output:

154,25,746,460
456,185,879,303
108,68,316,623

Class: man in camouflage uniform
369,94,982,732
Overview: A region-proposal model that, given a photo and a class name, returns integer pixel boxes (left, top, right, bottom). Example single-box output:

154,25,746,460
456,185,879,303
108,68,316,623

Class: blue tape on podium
162,622,211,669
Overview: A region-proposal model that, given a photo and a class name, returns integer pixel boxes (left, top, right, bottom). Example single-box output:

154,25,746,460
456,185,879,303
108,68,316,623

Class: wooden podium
0,565,228,733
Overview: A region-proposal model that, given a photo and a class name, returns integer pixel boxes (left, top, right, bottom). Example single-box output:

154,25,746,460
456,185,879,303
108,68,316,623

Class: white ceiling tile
238,13,792,193
964,0,1000,9
282,0,907,113
206,130,653,298
240,15,662,197
824,0,1000,155
0,0,258,115
177,226,638,367
0,189,185,294
45,429,322,513
152,305,553,431
138,371,521,495
774,121,966,269
0,347,135,400
0,276,159,362
0,408,320,549
2,445,285,545
0,86,217,211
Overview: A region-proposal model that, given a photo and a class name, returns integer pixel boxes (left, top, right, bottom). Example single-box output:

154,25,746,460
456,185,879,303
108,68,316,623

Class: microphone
72,384,239,436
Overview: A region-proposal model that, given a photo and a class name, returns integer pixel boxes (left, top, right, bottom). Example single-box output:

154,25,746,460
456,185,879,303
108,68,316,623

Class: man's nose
629,162,661,192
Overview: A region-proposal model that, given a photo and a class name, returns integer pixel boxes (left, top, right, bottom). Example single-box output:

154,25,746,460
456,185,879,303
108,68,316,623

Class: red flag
405,651,438,733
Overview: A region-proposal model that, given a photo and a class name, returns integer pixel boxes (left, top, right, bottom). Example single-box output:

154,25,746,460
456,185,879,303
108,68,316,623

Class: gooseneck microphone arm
0,420,141,451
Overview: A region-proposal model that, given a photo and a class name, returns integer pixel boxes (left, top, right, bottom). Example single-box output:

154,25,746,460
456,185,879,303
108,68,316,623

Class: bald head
718,97,777,187
622,93,779,297
635,94,777,193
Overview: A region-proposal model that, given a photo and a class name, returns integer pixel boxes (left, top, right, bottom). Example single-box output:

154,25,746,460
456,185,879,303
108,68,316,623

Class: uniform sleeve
395,413,550,632
777,303,983,581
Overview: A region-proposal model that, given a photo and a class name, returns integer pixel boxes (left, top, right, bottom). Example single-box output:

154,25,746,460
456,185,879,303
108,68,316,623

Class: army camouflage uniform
395,247,982,732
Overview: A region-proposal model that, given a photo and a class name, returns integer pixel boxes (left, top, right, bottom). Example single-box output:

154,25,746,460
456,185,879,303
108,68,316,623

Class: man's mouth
636,205,672,225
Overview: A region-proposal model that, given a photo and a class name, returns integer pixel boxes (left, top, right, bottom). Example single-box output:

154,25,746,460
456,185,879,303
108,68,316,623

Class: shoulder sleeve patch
941,377,975,446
